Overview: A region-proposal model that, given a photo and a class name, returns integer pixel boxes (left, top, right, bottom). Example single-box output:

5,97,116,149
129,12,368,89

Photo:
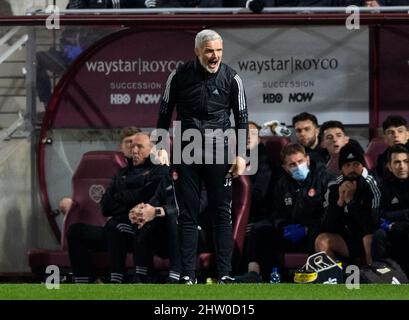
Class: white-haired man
156,29,249,284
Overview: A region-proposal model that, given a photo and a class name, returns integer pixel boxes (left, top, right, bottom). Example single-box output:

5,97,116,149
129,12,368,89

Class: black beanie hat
338,140,366,170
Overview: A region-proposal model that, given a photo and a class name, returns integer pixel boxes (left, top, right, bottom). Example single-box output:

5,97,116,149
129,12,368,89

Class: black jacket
322,168,381,237
100,158,168,221
249,143,274,222
305,145,328,167
148,174,178,217
271,161,334,230
376,141,409,179
157,59,248,145
380,176,409,231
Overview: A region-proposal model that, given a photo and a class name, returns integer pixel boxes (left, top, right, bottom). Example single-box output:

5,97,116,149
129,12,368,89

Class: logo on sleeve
391,197,399,205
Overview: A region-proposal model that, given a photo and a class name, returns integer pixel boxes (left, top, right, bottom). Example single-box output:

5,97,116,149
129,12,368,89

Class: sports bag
360,259,408,284
294,251,344,284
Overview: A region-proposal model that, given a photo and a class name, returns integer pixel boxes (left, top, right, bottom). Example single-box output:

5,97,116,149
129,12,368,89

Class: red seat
260,136,291,167
282,253,308,270
364,137,388,171
28,150,128,275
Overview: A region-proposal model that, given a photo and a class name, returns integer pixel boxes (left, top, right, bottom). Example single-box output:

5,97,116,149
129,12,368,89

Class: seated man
315,141,381,266
56,127,141,216
292,112,327,166
67,131,168,283
238,143,334,282
128,171,181,283
376,115,409,179
319,120,350,176
247,121,274,223
372,144,409,275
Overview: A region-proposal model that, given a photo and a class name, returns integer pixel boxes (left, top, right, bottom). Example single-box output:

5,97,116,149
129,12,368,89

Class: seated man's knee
362,234,373,248
315,233,331,252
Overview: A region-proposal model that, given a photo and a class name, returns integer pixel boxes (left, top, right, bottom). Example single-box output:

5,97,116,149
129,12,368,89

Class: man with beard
292,112,327,166
315,141,381,265
372,144,409,275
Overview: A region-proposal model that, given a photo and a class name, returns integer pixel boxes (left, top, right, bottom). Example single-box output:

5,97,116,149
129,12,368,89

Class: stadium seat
28,150,129,276
260,136,291,167
364,137,388,171
282,253,308,270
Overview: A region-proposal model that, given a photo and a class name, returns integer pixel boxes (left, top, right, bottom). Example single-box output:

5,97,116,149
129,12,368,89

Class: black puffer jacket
100,158,168,222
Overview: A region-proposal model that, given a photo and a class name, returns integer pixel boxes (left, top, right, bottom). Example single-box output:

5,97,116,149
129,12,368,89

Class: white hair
195,29,222,49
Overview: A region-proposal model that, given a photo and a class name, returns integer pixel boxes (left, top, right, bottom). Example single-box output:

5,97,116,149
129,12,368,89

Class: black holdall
294,251,344,284
360,259,409,284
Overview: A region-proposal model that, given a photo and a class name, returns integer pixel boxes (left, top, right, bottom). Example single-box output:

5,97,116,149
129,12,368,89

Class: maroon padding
231,175,252,258
28,248,134,274
282,253,309,269
260,136,291,167
61,151,127,250
29,150,127,274
364,136,388,171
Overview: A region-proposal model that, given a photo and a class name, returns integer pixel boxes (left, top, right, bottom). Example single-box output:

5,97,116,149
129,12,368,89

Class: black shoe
166,277,180,284
179,276,197,285
131,274,147,284
235,271,263,283
218,275,236,284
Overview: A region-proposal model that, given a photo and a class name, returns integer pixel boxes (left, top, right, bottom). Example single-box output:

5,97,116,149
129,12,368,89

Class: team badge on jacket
308,188,316,197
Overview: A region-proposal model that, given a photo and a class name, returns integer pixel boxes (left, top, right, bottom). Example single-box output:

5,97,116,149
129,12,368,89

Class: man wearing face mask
236,143,334,282
315,141,381,266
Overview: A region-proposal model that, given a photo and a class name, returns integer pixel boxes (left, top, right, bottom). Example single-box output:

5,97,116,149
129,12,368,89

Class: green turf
0,284,409,300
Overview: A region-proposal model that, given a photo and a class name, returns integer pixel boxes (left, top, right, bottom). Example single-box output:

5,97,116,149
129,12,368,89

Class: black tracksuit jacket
380,176,409,231
322,168,381,237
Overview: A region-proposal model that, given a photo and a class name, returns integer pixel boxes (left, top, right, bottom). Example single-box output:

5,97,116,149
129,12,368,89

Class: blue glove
283,224,307,243
380,218,392,232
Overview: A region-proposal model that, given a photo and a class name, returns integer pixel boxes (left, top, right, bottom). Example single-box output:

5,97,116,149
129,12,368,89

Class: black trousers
173,160,232,279
372,222,409,274
67,219,133,279
133,212,181,274
247,219,319,279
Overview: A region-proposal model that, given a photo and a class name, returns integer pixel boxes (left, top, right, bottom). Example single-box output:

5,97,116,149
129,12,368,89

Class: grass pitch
0,284,409,300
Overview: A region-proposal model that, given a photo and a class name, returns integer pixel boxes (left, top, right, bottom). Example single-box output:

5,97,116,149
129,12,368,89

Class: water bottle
270,267,281,284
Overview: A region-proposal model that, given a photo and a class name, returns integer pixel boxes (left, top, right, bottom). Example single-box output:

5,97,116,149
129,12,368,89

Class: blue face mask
290,162,310,181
